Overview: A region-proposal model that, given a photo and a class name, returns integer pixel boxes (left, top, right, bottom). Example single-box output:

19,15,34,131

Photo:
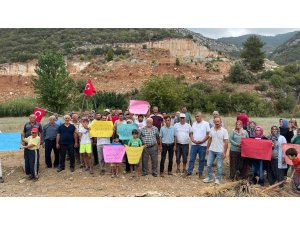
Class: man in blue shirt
159,116,176,176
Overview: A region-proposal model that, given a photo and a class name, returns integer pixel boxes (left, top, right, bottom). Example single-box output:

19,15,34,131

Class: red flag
84,79,96,96
241,138,273,161
34,107,46,122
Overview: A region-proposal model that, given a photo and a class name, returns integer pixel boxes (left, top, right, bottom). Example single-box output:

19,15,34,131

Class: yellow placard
125,145,144,164
89,121,113,137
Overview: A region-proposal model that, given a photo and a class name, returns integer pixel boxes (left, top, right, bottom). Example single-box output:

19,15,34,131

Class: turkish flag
241,138,273,161
83,79,96,96
34,107,46,122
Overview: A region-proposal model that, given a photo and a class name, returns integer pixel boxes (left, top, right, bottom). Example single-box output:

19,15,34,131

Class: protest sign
103,145,125,163
0,132,21,151
282,144,300,166
89,121,113,137
125,145,144,164
241,138,272,160
128,100,150,115
117,124,138,140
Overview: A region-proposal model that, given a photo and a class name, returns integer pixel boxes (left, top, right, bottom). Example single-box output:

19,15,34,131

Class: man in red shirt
236,110,249,130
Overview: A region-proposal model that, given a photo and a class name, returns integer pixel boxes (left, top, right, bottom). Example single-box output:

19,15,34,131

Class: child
111,134,122,178
21,128,41,181
292,128,300,144
285,148,300,192
127,129,143,177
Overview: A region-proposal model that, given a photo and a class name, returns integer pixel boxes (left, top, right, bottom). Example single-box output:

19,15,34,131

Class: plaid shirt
140,126,159,146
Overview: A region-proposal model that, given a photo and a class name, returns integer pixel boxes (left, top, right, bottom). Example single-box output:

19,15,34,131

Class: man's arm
74,130,78,148
56,133,60,149
206,136,212,154
223,139,229,159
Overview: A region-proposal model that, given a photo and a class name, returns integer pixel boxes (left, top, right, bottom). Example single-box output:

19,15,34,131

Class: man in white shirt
186,112,210,178
174,113,192,174
203,117,228,185
135,114,146,131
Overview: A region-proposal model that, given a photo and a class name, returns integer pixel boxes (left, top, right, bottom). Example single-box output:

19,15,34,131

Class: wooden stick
261,180,285,193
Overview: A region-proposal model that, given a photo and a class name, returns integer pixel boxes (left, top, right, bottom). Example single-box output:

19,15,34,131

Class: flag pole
81,95,86,113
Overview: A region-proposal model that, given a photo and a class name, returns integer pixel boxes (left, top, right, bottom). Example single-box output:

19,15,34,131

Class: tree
106,48,114,62
241,35,265,71
139,75,186,112
32,52,75,113
176,58,180,66
227,62,256,84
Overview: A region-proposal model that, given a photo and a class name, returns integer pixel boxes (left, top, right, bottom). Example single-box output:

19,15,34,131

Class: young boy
285,148,300,190
292,128,300,144
21,128,41,181
111,134,122,178
127,129,143,177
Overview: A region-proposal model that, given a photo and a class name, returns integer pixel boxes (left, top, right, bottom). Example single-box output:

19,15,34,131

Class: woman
247,121,256,138
229,120,249,181
266,126,287,187
251,126,268,186
279,118,294,143
290,118,298,142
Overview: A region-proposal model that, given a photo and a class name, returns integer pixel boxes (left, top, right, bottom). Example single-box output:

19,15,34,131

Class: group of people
2,106,299,193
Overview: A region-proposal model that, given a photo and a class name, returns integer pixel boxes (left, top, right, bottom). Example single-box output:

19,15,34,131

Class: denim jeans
252,159,264,186
207,150,223,180
187,145,207,174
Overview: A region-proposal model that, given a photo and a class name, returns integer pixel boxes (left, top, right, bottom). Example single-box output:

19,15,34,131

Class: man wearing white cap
174,113,192,174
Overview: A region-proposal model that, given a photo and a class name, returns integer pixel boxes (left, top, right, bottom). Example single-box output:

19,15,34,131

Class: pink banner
282,144,300,166
128,100,150,115
241,138,272,161
103,145,125,163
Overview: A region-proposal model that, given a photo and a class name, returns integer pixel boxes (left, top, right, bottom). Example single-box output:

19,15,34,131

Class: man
140,118,160,177
70,113,81,166
208,111,225,128
237,110,249,130
94,114,111,175
22,114,43,171
181,106,193,126
43,116,59,168
186,112,210,178
135,114,146,131
203,117,229,185
89,112,99,165
56,115,78,172
170,112,177,126
150,106,164,131
54,113,63,126
174,113,192,174
113,113,127,132
159,116,176,176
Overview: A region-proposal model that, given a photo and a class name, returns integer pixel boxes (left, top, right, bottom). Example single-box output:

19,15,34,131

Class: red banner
83,79,96,96
33,107,46,122
241,138,272,161
282,144,300,166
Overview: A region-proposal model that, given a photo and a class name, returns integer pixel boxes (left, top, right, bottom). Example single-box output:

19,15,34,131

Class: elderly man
140,118,160,177
203,117,229,185
186,112,210,178
56,115,78,172
43,116,60,168
174,113,192,174
150,106,164,131
208,111,225,128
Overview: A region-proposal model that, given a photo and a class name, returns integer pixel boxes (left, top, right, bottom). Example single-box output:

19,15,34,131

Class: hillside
218,31,299,54
270,31,300,65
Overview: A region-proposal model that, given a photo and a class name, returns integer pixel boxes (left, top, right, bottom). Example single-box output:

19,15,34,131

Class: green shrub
254,81,269,91
228,63,256,84
270,74,285,88
176,58,180,66
0,97,38,117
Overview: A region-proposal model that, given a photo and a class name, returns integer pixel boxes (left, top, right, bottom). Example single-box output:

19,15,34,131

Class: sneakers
111,174,116,178
203,177,213,183
152,173,158,177
215,179,220,185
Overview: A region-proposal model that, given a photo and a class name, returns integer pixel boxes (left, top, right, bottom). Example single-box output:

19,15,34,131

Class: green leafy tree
139,75,186,112
32,52,75,113
228,63,256,84
241,35,265,71
106,48,114,62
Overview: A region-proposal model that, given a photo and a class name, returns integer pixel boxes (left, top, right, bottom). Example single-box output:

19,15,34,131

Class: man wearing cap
43,116,60,168
56,115,78,172
21,127,41,180
181,106,193,126
174,113,192,174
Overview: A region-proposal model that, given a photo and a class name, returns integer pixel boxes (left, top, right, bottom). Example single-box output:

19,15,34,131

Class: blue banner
117,124,138,140
0,132,21,151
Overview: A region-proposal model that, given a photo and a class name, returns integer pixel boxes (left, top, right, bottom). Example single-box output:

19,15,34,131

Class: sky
189,28,300,39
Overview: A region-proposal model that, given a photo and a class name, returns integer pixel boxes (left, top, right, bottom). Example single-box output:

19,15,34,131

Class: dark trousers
266,158,285,186
60,144,75,169
176,144,189,164
229,151,248,180
124,153,131,172
45,139,59,167
24,148,39,178
160,143,174,173
252,159,264,185
142,145,158,175
92,144,99,164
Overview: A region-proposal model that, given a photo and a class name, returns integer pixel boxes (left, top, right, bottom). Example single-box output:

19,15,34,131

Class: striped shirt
159,125,175,144
140,126,159,146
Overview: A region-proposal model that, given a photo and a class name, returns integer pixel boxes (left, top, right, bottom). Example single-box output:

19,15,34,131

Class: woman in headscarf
229,120,249,181
266,125,287,187
279,118,294,143
247,121,256,138
251,125,268,186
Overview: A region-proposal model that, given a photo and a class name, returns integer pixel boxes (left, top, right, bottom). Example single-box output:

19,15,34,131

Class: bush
0,97,38,117
90,92,128,110
270,74,285,89
275,95,296,114
106,49,114,62
176,58,180,66
139,75,187,112
228,63,256,84
254,81,269,91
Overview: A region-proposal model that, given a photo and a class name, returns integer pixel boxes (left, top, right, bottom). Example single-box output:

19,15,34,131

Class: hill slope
270,31,300,64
